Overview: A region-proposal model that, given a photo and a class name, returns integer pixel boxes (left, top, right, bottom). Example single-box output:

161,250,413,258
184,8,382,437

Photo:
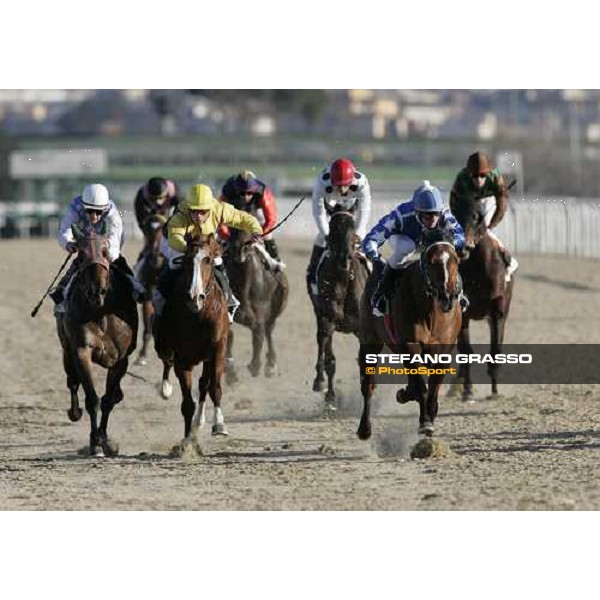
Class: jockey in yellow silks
154,184,262,322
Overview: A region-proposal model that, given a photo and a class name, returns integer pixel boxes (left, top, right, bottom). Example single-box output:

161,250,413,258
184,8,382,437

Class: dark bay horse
56,224,138,457
153,233,230,448
308,208,369,409
451,197,514,399
225,229,289,382
134,213,167,366
357,229,463,439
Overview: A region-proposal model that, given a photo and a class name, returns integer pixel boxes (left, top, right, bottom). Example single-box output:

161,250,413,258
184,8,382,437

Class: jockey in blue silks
362,180,466,317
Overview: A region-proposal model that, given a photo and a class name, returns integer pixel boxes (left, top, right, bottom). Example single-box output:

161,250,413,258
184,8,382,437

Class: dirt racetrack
1,237,600,510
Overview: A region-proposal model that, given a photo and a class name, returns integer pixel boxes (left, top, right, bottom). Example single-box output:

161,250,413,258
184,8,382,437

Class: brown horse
308,208,369,409
153,233,230,447
56,224,138,457
451,196,514,399
357,229,463,439
225,229,289,382
134,213,167,367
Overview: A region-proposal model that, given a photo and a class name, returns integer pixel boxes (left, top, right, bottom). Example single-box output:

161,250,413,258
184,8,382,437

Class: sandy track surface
1,238,600,510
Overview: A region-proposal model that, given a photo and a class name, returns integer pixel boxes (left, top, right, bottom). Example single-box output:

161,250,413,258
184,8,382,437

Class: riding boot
306,245,326,296
50,261,78,305
371,264,398,317
213,263,240,323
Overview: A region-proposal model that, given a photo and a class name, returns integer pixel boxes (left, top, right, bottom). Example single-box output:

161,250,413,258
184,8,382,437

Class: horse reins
419,241,463,302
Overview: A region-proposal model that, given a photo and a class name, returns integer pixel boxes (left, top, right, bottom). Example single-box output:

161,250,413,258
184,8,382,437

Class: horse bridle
419,241,462,302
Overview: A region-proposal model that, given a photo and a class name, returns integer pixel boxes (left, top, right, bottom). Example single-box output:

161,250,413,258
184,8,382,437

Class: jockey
50,183,142,311
363,181,466,317
134,177,181,262
218,170,284,269
450,151,519,281
307,157,372,296
154,183,263,323
134,176,181,233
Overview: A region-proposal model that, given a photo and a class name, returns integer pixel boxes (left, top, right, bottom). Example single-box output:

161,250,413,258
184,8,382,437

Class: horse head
72,223,111,310
141,214,167,278
327,207,357,273
420,229,461,313
452,196,486,250
227,228,255,265
181,233,219,313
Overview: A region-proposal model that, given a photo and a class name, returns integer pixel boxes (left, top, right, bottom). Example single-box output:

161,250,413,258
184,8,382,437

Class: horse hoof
312,379,324,392
135,356,148,366
418,422,435,437
67,407,83,422
397,389,413,404
357,423,372,440
102,439,119,457
247,364,260,378
486,393,503,400
212,423,229,436
265,363,278,378
90,445,105,458
161,380,173,399
226,370,239,385
445,383,463,398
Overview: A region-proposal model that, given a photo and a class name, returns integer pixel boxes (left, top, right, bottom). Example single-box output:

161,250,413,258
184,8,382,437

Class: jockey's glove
66,242,78,254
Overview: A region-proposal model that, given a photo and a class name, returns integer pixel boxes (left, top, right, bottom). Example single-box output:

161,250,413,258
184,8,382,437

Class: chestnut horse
134,213,167,366
450,196,514,399
153,234,230,448
56,224,138,457
357,229,463,439
225,229,289,382
308,208,369,409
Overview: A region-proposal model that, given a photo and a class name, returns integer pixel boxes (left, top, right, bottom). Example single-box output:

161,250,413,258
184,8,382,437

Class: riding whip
261,196,306,237
30,253,73,318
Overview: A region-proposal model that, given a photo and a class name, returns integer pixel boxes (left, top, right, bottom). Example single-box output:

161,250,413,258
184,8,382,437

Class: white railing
7,195,600,259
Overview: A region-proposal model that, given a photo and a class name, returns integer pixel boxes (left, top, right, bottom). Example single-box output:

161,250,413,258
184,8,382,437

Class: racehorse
450,196,514,399
225,228,289,382
308,207,369,409
357,229,463,439
56,224,138,457
153,233,230,448
134,213,167,366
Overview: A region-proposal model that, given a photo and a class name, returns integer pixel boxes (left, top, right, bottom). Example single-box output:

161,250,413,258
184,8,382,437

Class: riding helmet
330,158,355,186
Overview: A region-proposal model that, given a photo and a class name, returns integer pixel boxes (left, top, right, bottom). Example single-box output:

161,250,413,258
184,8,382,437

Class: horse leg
323,323,337,408
160,358,173,399
193,362,208,431
135,300,153,365
458,319,475,401
210,341,228,436
312,316,327,392
264,318,279,378
357,344,381,440
75,347,102,456
63,348,82,422
98,357,128,457
225,328,238,385
174,362,195,441
247,323,265,377
420,374,443,437
487,305,507,398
